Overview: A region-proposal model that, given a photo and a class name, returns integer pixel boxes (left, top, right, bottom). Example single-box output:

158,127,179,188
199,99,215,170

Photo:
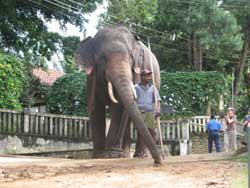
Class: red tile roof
32,68,65,86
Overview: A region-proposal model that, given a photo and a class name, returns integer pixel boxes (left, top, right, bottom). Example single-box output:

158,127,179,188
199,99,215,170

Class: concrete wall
191,133,223,154
191,132,244,154
0,134,92,154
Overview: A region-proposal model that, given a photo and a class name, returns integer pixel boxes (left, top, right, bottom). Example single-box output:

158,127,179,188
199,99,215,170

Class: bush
160,71,228,118
0,53,25,109
46,72,88,116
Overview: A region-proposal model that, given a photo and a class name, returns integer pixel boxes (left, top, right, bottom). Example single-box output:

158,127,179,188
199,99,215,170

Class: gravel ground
0,153,241,188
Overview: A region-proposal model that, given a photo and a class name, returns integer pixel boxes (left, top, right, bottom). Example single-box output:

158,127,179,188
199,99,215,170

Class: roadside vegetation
229,153,248,188
0,0,250,119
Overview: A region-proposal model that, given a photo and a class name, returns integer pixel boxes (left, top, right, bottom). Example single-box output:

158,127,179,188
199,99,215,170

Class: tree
60,36,81,73
0,52,26,109
0,0,101,109
100,0,158,42
222,0,250,104
155,0,242,71
102,0,157,25
0,0,102,66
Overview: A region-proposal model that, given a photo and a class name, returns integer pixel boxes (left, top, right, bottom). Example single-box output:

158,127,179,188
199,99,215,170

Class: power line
24,0,244,63
26,0,71,18
41,0,241,57
165,0,250,9
41,0,244,61
51,0,79,12
43,0,80,14
101,20,237,63
101,19,240,61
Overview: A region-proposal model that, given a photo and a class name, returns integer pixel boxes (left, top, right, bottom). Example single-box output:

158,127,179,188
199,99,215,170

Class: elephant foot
103,147,128,158
154,156,162,165
92,150,106,159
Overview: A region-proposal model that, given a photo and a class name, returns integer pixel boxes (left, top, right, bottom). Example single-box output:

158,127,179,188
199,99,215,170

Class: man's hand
155,111,161,118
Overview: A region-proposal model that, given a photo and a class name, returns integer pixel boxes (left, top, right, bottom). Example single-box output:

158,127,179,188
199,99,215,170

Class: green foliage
46,72,87,116
222,0,250,40
160,71,228,117
60,36,81,73
0,0,101,66
154,0,243,72
0,52,25,109
101,0,158,26
229,153,247,188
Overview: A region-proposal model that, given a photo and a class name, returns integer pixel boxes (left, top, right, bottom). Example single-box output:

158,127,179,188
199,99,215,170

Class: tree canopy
101,0,250,116
0,52,25,109
1,0,250,117
0,0,102,66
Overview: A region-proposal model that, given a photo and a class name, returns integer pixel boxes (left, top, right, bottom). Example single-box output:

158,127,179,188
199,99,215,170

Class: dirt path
0,153,241,188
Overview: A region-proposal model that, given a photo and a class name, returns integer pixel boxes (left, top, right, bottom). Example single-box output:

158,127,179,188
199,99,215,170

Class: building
30,68,65,113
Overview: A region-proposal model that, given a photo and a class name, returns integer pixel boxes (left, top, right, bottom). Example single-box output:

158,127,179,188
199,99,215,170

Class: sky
47,1,108,39
46,1,108,70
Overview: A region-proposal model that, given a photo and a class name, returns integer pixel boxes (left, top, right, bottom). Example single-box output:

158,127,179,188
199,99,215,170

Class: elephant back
132,41,161,90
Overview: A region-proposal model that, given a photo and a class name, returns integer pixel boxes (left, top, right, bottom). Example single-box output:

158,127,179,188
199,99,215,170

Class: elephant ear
75,36,95,75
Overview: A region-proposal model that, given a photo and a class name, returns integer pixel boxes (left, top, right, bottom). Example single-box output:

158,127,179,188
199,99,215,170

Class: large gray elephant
75,25,161,164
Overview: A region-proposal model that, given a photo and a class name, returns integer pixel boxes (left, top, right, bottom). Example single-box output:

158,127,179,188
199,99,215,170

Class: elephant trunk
106,60,161,164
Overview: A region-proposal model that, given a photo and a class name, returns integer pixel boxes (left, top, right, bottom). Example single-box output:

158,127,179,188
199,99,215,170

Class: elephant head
75,26,161,164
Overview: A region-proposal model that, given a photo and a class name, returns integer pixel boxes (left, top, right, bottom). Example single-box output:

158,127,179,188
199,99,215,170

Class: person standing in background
224,107,237,152
206,115,222,153
242,109,250,146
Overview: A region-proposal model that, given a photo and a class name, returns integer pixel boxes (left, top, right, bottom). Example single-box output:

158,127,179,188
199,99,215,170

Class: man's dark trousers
208,131,221,153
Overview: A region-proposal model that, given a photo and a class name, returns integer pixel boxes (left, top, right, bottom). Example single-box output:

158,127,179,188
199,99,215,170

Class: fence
130,120,190,141
189,115,244,135
0,108,244,142
0,109,91,141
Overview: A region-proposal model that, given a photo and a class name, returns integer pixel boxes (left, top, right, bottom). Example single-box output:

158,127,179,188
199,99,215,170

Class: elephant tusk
108,81,118,103
131,82,137,99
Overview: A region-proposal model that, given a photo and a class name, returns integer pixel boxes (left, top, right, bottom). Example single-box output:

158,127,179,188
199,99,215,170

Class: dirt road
0,153,242,188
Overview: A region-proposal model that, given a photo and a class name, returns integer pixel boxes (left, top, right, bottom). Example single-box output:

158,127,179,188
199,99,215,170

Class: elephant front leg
90,99,106,158
105,104,128,158
115,111,131,157
105,104,122,149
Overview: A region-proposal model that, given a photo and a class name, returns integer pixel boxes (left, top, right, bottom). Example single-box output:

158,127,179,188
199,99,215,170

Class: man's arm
153,86,161,116
155,100,161,117
227,115,236,124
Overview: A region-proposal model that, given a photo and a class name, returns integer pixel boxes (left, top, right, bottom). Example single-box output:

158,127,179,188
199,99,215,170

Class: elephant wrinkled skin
75,25,161,164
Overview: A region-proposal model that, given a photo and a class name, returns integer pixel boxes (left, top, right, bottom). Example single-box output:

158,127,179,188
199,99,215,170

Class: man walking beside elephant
134,69,161,158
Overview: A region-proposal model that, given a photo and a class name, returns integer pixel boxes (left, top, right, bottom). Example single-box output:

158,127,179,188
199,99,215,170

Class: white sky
46,1,107,70
47,1,108,39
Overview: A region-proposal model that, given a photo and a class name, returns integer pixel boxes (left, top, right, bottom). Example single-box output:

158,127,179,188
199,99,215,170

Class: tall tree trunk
243,68,250,108
234,39,249,98
188,34,193,69
193,33,202,71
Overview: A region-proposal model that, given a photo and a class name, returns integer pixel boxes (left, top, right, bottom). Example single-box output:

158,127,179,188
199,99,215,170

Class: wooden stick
147,37,165,159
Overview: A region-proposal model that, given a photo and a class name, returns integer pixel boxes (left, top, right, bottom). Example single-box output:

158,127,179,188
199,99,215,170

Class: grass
229,153,248,188
230,167,247,188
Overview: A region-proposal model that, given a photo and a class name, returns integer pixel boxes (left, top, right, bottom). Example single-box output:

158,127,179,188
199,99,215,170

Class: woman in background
224,107,237,152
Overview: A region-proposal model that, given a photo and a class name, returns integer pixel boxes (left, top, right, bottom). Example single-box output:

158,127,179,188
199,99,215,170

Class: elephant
75,25,161,164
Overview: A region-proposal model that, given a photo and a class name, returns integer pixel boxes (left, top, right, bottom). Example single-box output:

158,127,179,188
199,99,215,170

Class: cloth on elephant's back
141,112,155,129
